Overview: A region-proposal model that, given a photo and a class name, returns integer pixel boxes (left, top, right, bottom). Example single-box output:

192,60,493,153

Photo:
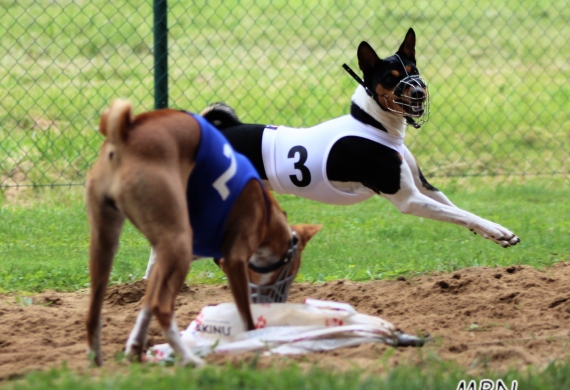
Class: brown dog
85,100,320,366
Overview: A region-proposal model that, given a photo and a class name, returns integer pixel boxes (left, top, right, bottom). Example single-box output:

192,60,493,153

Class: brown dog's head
247,222,321,303
212,186,320,303
232,189,320,303
357,28,430,126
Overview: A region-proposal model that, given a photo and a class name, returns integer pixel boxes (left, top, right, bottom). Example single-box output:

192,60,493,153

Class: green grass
6,358,570,390
1,179,569,293
1,0,570,187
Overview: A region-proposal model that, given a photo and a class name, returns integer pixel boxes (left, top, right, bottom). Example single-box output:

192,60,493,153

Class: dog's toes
509,236,521,245
498,235,520,248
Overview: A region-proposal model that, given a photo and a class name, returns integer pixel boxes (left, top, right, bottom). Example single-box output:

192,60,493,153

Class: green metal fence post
154,0,168,109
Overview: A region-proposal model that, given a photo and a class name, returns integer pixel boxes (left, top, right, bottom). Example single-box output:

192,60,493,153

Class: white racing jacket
261,115,406,205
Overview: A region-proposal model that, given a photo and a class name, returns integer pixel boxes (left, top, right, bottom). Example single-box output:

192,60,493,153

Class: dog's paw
470,221,520,247
124,341,144,362
499,234,521,248
87,348,103,367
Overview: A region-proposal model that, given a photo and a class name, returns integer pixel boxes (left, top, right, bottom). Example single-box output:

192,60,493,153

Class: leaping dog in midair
176,28,519,252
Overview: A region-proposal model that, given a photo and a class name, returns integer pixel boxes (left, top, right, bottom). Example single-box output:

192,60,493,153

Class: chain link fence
1,0,569,188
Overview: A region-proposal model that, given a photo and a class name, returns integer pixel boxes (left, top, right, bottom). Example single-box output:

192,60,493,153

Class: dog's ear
357,41,381,75
292,224,322,251
397,28,416,63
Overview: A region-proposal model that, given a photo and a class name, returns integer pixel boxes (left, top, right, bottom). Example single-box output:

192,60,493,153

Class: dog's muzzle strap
342,63,377,99
248,232,298,274
248,231,299,303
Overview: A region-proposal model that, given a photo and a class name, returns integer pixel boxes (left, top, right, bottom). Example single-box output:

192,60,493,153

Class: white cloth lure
147,299,413,363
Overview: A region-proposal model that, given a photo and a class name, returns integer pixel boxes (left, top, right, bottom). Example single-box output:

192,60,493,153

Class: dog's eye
383,75,399,88
109,151,114,160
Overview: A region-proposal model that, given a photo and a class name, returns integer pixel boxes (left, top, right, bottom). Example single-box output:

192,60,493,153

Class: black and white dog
144,28,519,279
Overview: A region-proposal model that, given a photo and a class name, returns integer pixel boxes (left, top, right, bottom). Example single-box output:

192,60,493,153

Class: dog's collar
342,64,377,100
350,103,388,133
248,231,299,274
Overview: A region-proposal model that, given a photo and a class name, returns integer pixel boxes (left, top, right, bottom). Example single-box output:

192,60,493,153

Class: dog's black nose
410,87,426,100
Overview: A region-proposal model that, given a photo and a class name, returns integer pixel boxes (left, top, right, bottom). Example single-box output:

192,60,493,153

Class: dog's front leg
403,145,456,207
382,163,520,247
219,253,256,331
219,181,267,331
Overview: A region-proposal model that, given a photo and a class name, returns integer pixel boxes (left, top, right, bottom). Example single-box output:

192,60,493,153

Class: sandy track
1,262,569,380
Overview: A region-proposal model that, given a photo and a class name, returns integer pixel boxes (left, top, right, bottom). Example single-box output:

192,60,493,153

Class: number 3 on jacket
288,145,311,187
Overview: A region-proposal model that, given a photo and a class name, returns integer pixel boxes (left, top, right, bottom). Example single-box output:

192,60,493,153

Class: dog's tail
200,102,243,130
99,99,132,143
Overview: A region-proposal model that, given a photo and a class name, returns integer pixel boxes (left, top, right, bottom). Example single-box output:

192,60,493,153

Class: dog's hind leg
162,313,203,366
85,187,125,367
122,172,204,366
140,233,204,366
130,248,204,366
124,305,152,361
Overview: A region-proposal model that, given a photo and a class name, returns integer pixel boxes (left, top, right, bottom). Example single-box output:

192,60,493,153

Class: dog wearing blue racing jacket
85,100,320,367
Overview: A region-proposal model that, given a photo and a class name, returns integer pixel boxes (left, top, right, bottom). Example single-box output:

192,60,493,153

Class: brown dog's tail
99,99,132,143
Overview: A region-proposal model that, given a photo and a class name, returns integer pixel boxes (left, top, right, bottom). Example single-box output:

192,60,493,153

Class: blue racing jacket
186,113,261,258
